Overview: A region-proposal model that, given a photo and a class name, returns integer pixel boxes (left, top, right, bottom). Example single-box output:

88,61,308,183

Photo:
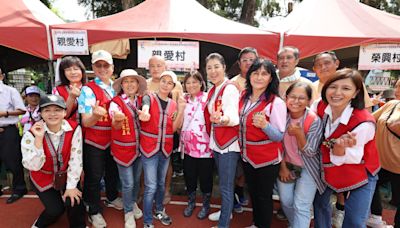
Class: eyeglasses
240,58,255,63
287,95,308,102
93,63,111,69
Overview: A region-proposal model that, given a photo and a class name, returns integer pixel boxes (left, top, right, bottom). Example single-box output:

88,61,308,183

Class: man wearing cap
78,50,121,227
0,68,27,203
109,69,149,227
146,55,184,204
20,86,42,134
21,94,86,228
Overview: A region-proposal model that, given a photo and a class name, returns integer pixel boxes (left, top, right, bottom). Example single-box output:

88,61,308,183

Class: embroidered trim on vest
90,125,112,130
113,139,136,147
84,139,111,150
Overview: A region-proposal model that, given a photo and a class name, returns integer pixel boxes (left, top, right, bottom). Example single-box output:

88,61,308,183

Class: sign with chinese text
138,40,199,70
52,29,89,55
358,43,400,70
365,70,392,92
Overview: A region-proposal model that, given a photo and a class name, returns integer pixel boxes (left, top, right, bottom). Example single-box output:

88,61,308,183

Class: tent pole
279,32,284,50
45,24,55,93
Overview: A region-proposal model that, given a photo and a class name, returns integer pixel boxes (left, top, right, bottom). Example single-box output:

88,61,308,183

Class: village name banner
358,43,400,70
52,29,89,55
138,40,199,70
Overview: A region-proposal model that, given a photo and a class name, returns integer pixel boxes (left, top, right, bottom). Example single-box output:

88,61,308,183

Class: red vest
317,101,380,192
111,96,140,166
56,85,80,123
204,81,239,150
30,120,78,192
140,94,176,158
84,81,112,149
238,96,283,168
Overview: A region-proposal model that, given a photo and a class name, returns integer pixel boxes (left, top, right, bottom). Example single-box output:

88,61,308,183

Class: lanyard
44,132,65,171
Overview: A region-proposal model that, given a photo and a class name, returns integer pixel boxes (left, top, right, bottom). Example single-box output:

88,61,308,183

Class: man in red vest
78,50,121,228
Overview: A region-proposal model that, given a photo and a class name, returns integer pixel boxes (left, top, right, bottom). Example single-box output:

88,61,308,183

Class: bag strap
386,101,400,140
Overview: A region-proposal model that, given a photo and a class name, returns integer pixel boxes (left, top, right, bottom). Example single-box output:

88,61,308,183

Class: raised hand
332,131,357,156
137,109,150,122
69,84,81,98
210,105,223,124
177,96,186,112
252,112,269,129
31,121,45,138
91,100,107,118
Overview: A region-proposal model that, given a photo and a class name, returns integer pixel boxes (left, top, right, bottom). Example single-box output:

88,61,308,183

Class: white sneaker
208,210,232,221
89,213,107,228
332,208,344,228
104,197,123,210
124,211,136,228
133,202,143,219
367,214,394,228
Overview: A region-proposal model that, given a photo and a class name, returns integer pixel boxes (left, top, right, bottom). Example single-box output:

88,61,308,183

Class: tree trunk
121,0,136,10
240,0,256,25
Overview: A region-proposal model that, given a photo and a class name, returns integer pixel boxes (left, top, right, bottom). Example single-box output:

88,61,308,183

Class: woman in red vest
277,82,325,228
53,56,86,124
139,71,185,228
109,69,148,228
203,53,240,228
21,94,85,227
312,68,380,228
238,58,287,228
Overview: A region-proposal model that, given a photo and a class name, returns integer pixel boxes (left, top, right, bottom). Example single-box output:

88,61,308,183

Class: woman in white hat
109,69,148,228
139,71,185,228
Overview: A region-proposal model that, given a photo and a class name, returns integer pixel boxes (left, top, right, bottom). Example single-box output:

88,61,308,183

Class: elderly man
231,47,258,92
277,46,316,99
0,68,27,203
78,50,122,227
146,55,183,204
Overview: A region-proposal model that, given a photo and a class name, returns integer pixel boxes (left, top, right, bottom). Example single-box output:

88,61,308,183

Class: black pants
83,143,119,215
34,185,86,228
183,155,214,194
0,125,26,194
243,162,279,228
371,168,400,227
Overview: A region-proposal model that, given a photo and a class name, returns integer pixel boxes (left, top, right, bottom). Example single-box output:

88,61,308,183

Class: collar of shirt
27,105,39,112
94,77,115,96
325,103,354,126
279,68,301,83
44,119,73,136
120,93,137,106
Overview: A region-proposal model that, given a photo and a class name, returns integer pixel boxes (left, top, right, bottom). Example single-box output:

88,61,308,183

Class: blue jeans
213,151,239,228
116,158,142,213
278,168,317,228
141,152,170,225
313,172,378,228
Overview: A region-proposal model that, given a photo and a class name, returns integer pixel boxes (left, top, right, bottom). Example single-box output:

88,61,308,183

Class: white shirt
21,120,83,189
208,78,240,153
0,81,26,126
322,103,375,166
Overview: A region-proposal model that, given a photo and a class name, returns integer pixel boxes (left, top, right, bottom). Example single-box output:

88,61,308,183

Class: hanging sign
52,29,89,55
138,40,199,70
358,43,400,70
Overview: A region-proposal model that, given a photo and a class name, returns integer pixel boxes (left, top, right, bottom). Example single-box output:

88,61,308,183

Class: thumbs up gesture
137,109,151,122
91,100,107,118
113,111,125,122
287,122,302,137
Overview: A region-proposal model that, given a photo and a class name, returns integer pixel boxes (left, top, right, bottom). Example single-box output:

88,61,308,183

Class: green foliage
40,0,52,8
77,0,144,18
361,0,400,15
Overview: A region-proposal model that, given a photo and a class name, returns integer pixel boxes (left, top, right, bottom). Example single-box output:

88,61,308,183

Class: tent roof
0,0,63,60
51,0,279,60
265,0,400,59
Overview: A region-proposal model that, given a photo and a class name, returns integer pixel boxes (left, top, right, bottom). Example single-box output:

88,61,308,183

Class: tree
360,0,400,16
77,0,144,18
40,0,52,8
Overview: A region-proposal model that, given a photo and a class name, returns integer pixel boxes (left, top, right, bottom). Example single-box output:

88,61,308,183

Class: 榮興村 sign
52,29,89,55
138,40,199,70
358,43,400,70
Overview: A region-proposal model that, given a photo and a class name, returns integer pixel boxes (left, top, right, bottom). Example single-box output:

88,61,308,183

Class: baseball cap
160,71,178,84
39,94,67,110
25,86,40,95
91,50,113,64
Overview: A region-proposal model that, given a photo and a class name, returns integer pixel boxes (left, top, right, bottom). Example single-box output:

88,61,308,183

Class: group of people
0,45,398,228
